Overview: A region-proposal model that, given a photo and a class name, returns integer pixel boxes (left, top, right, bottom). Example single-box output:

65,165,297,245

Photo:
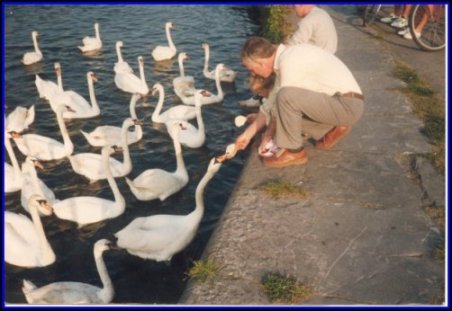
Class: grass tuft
261,272,313,303
393,61,445,174
188,259,220,282
260,180,308,199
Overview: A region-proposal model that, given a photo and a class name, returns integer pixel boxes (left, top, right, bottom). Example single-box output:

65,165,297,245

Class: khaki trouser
274,87,364,150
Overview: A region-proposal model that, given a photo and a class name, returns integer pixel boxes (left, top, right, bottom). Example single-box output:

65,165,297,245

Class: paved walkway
180,6,445,305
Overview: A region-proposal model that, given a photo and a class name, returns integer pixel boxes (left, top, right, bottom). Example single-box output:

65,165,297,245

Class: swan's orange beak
133,119,143,126
33,159,45,170
9,131,22,139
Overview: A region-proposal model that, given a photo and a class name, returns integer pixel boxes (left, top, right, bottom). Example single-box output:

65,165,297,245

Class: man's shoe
263,148,308,168
239,96,262,108
390,17,408,28
380,13,397,23
316,126,351,150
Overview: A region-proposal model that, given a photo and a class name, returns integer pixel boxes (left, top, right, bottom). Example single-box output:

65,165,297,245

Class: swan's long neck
116,44,124,63
196,105,205,136
166,25,175,51
32,34,41,54
139,61,147,85
192,167,216,220
56,70,64,91
203,45,210,75
56,109,74,156
95,25,100,40
178,57,185,77
215,67,224,99
29,201,55,264
120,123,132,174
130,96,142,139
5,135,21,180
95,250,114,303
88,75,100,115
103,148,125,208
151,87,164,122
173,130,187,179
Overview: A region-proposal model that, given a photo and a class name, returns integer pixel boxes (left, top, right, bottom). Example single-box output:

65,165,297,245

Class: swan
22,31,42,65
173,52,195,99
177,63,225,106
12,105,74,161
81,94,142,147
22,239,114,304
126,122,188,201
6,105,35,133
50,69,100,119
35,63,61,101
114,157,222,262
54,146,126,226
202,43,237,82
5,195,55,267
115,56,149,96
21,156,58,215
113,41,133,74
69,118,135,182
151,83,196,123
78,22,102,53
152,22,177,61
5,132,23,193
166,90,205,148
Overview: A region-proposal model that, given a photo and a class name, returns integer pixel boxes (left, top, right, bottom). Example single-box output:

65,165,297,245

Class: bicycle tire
409,5,445,51
363,5,382,27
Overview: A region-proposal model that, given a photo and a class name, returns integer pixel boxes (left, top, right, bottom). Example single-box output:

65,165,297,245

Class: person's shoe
397,27,409,35
390,17,408,28
262,148,308,168
403,30,421,40
316,126,352,150
380,13,397,23
239,95,262,108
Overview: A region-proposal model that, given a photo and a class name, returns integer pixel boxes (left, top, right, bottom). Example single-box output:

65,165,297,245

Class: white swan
69,118,134,182
113,41,133,74
126,122,188,201
35,63,60,100
55,146,126,226
115,56,149,96
151,83,196,123
173,52,195,99
202,43,237,82
22,31,42,65
50,70,100,119
12,105,74,161
114,157,222,262
81,94,142,147
78,22,102,53
5,132,23,193
22,239,114,304
166,90,205,148
152,22,177,61
5,195,55,268
6,105,35,133
21,156,58,215
177,63,225,106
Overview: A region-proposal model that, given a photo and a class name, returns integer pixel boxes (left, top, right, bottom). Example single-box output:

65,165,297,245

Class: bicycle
362,4,382,27
409,4,445,51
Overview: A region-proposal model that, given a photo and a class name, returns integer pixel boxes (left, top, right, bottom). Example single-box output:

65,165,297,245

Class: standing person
234,37,364,168
239,4,338,108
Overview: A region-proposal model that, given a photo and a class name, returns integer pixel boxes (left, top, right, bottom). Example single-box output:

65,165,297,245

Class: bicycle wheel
363,4,382,27
409,5,445,51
